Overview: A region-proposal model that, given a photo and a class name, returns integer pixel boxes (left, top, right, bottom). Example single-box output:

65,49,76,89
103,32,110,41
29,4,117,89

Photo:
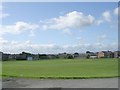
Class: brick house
97,51,105,58
97,51,114,58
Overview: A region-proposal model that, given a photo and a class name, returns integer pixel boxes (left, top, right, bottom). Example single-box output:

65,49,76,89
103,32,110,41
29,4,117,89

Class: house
1,52,16,61
114,51,120,58
90,55,97,59
16,54,27,60
79,53,87,59
98,51,108,58
86,51,97,59
27,56,33,60
47,54,57,59
16,52,34,60
58,52,68,59
106,51,114,58
33,54,40,60
8,54,16,60
39,54,49,59
97,51,114,58
2,53,10,61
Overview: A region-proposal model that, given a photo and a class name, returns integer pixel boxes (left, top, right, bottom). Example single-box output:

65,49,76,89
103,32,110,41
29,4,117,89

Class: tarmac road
2,78,118,88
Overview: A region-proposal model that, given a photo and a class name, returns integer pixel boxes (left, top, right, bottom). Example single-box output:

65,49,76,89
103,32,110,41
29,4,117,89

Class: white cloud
0,39,117,54
1,40,61,54
42,11,95,31
102,11,111,22
99,34,107,40
29,30,35,37
97,34,108,43
0,37,8,45
0,37,9,50
96,20,104,25
63,29,72,35
0,21,39,36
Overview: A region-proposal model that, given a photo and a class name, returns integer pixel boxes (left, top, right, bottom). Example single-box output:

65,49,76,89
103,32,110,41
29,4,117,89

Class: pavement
2,78,118,88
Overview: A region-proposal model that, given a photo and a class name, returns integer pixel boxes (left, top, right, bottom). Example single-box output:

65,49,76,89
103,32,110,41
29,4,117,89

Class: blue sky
0,2,118,54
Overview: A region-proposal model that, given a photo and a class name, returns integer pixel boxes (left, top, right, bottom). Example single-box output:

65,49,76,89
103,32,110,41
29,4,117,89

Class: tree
74,52,79,58
39,54,48,59
86,54,90,59
67,54,74,59
86,51,91,54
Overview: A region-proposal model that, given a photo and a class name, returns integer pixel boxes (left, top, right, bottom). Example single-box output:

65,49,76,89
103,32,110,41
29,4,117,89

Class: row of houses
87,51,120,59
0,51,120,61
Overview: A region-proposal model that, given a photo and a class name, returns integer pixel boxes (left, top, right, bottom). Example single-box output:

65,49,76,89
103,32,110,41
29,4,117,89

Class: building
2,53,10,61
32,54,40,60
58,53,67,59
47,54,57,59
107,51,114,58
97,51,107,58
97,51,114,58
89,55,97,59
114,51,120,58
16,54,27,60
86,51,97,59
79,53,87,59
27,56,33,60
8,54,16,60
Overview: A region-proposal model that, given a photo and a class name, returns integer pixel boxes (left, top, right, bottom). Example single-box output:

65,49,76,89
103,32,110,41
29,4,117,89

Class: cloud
0,21,39,36
0,39,117,54
63,29,72,35
102,11,111,22
0,37,8,45
1,40,62,54
96,20,104,25
97,34,108,43
99,34,107,40
42,11,95,31
0,10,96,37
96,8,119,25
0,37,9,50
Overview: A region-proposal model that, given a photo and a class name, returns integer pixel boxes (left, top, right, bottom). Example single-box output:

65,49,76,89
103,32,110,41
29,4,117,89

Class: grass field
2,59,118,79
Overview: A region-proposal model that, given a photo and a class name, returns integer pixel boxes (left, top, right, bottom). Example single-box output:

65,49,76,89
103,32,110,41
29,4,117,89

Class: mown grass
0,61,2,79
2,58,118,79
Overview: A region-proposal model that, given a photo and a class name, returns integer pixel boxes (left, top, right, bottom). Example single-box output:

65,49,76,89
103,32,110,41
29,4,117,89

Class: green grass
0,61,2,79
2,58,118,79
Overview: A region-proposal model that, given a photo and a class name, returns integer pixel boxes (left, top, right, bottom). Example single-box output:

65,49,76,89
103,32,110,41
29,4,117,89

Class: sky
0,2,119,54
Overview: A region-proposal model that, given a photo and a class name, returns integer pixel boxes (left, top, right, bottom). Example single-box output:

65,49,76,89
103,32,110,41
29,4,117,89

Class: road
2,78,118,88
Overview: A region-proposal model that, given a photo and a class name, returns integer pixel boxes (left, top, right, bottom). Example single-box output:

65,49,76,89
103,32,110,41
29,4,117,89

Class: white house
27,56,33,61
90,55,97,59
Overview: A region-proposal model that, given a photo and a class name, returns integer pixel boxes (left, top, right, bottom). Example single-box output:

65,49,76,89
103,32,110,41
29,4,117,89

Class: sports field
2,59,118,79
